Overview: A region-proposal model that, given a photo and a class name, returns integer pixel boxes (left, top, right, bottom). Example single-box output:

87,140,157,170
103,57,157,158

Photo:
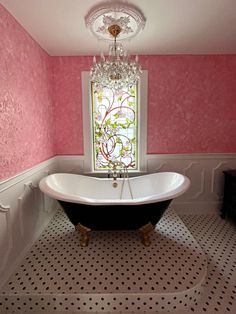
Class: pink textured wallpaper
52,57,91,155
52,55,236,155
0,5,55,180
141,55,236,153
1,4,236,181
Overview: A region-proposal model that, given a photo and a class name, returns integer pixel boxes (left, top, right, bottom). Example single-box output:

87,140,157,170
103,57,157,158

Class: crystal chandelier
85,3,146,90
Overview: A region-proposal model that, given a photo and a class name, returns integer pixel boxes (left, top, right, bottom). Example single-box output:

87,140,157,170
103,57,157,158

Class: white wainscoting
56,153,236,214
146,153,236,214
0,158,58,289
1,153,235,289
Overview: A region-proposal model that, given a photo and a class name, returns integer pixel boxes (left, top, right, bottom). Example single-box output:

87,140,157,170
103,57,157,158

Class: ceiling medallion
85,2,146,42
85,2,146,90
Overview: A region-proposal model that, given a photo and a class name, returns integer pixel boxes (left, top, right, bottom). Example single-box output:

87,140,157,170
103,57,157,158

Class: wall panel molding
211,162,233,199
146,153,236,214
56,155,85,174
1,153,235,289
0,203,13,273
0,158,58,289
57,153,236,214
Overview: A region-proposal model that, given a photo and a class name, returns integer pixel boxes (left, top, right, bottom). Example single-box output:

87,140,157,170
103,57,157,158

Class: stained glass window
91,83,138,170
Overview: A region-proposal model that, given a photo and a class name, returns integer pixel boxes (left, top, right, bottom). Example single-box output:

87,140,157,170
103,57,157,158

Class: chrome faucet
108,160,133,197
108,160,127,180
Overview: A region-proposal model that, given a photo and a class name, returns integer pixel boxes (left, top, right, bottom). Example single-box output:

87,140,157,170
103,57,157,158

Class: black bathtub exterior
59,199,172,230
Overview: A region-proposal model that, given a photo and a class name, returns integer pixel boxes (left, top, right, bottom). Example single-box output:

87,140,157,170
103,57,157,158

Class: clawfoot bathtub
39,172,190,246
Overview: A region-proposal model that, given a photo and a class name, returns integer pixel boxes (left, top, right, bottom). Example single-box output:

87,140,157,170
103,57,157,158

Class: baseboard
172,201,221,215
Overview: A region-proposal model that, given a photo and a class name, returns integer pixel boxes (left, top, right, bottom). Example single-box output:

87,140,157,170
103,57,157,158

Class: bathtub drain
113,182,118,188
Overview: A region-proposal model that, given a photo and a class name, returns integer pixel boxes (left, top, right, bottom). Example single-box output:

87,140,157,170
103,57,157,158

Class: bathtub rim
39,172,190,206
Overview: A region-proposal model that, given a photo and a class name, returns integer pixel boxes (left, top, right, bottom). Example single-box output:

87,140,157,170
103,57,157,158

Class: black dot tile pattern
0,208,212,313
181,214,236,313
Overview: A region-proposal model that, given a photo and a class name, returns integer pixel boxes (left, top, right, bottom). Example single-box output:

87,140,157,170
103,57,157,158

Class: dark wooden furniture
221,170,236,222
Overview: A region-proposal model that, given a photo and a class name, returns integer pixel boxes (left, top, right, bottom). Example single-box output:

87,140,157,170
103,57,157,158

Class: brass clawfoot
138,223,154,246
75,223,91,247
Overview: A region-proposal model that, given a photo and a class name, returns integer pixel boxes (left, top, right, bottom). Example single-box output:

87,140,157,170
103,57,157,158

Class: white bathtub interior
39,172,190,205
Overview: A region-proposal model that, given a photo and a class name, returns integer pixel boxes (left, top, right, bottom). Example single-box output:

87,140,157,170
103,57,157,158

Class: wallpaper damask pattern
0,5,55,180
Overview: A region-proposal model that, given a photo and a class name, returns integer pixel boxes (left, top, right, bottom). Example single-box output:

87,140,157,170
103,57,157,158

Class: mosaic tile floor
0,208,235,313
181,214,236,314
0,208,206,313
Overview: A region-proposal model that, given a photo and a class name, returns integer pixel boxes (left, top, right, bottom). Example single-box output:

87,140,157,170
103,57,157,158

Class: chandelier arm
87,4,145,89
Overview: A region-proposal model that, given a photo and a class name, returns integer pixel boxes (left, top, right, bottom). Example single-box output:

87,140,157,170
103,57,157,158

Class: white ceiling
1,0,236,56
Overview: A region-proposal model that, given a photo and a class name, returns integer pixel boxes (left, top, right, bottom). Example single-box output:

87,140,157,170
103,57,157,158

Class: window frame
82,70,148,173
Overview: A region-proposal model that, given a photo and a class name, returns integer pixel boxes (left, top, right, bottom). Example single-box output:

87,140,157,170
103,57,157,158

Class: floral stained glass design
91,83,138,170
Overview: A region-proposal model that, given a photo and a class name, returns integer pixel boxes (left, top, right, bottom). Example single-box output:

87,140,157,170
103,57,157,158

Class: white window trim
82,70,148,173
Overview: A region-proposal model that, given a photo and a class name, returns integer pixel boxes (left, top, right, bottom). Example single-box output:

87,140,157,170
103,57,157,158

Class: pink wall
52,55,236,155
0,5,55,181
1,4,236,181
52,57,91,155
141,55,236,153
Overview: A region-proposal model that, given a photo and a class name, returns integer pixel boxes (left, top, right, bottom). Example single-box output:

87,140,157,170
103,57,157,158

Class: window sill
83,171,147,178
